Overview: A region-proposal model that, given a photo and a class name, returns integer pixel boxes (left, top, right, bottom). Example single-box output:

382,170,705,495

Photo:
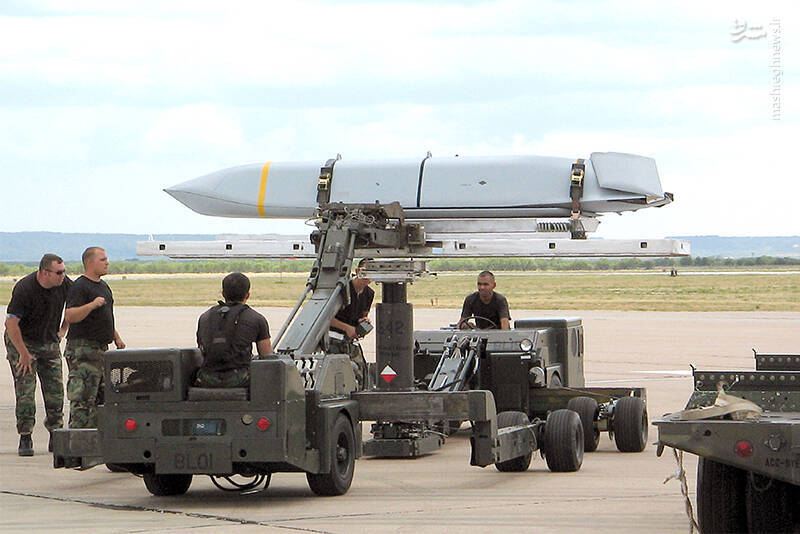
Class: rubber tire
494,411,533,472
746,473,797,533
307,413,356,496
566,396,600,452
143,473,193,496
612,396,648,452
543,409,583,472
697,458,746,534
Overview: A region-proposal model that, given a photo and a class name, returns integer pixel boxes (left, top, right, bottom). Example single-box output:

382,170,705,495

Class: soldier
459,271,511,330
4,254,71,456
329,259,374,389
64,247,125,428
195,273,272,387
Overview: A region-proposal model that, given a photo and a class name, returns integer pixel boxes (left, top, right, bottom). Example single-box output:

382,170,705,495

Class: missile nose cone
164,165,262,217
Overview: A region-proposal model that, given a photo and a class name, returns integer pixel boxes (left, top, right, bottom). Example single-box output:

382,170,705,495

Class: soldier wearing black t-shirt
459,271,511,330
329,259,374,389
64,247,125,428
4,253,71,456
195,273,272,388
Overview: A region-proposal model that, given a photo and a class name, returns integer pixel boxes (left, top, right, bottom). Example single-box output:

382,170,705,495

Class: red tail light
734,440,753,458
257,417,271,431
124,418,137,431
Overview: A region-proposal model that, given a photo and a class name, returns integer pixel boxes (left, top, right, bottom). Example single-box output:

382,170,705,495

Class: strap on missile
316,154,341,205
569,159,587,239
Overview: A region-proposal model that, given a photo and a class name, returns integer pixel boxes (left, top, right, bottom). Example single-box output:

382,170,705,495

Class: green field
2,272,798,311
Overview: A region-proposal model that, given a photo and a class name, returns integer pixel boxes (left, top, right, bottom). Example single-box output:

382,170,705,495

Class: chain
662,447,700,533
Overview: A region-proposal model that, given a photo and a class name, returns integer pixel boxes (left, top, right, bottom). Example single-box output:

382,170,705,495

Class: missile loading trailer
363,317,648,458
654,351,800,533
52,202,589,497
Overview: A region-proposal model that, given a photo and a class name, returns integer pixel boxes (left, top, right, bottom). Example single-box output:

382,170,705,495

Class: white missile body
165,152,672,220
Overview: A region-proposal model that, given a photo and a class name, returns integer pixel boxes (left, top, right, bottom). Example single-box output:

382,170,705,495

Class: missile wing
165,152,672,220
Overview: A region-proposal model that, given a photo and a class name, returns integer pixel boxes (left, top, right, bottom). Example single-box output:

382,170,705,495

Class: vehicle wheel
106,463,127,473
143,473,193,496
697,458,746,533
746,473,796,533
544,409,583,472
612,396,648,452
494,411,532,472
307,413,356,496
566,396,600,452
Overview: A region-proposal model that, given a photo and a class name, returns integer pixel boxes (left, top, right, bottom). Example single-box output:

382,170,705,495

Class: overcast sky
1,1,796,241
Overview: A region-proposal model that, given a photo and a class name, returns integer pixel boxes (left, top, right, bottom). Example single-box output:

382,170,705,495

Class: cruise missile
165,152,672,220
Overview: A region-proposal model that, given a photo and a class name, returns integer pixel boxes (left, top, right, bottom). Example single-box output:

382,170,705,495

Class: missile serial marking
258,162,272,217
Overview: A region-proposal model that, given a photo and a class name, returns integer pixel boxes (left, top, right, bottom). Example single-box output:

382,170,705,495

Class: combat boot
18,434,33,456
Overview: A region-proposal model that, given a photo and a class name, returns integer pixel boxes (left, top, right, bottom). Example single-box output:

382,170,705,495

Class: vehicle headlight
519,338,533,352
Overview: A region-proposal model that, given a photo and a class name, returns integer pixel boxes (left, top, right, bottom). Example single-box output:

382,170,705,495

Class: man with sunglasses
4,253,71,456
65,246,125,429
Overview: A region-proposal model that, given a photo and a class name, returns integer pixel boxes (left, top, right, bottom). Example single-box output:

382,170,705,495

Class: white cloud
1,0,797,244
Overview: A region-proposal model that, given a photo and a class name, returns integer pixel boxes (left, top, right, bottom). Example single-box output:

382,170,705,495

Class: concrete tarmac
1,307,798,533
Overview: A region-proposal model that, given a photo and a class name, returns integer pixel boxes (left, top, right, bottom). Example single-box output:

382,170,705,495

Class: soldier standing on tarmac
4,253,71,456
64,247,125,428
329,259,374,390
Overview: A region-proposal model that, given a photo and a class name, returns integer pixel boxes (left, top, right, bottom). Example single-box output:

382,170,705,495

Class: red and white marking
380,365,398,384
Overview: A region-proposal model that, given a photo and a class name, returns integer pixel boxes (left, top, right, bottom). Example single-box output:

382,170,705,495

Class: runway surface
2,307,798,533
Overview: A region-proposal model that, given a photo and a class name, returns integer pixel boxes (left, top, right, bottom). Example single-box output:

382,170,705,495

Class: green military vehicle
410,318,649,454
52,202,587,496
361,316,648,458
654,351,800,533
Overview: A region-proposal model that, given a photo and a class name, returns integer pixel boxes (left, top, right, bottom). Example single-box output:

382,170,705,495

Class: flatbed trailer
654,351,800,533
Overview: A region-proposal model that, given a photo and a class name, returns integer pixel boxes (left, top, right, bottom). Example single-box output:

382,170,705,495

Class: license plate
156,443,231,474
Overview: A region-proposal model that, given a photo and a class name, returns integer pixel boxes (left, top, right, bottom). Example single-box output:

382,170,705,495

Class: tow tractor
654,351,800,533
53,202,589,496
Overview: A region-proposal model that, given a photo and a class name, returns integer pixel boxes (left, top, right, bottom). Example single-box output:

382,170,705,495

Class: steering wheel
457,315,498,330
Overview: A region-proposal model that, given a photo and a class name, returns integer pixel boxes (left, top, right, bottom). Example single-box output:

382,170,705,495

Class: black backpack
200,302,249,370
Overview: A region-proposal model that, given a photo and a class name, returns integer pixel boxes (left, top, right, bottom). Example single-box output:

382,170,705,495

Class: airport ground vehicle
654,351,800,533
52,202,587,496
361,316,648,457
413,319,648,451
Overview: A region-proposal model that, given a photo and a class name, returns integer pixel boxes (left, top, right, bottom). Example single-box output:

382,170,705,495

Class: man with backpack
195,273,272,388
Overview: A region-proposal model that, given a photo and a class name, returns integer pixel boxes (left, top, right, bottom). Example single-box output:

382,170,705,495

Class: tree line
1,256,798,276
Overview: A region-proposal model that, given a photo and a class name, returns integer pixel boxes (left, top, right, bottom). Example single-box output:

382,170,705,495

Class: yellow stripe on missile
258,162,272,217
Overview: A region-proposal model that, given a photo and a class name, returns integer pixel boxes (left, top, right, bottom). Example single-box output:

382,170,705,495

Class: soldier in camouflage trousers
65,339,107,428
5,253,71,456
5,333,64,435
195,367,250,388
64,247,125,429
329,337,367,390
